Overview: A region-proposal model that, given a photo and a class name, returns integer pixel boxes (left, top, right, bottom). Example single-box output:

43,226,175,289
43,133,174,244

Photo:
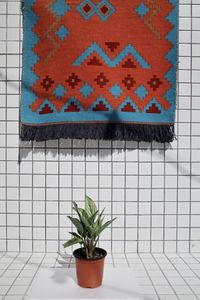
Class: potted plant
63,196,116,288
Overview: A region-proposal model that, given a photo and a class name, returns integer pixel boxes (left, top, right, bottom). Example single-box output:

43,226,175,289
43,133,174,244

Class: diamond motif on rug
135,85,148,100
77,0,115,21
80,83,94,98
56,25,69,41
77,0,96,20
53,84,66,99
51,0,71,17
96,0,115,21
109,83,123,99
135,3,149,18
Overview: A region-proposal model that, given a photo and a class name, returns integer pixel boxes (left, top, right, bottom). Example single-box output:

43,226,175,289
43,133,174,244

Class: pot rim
73,247,107,261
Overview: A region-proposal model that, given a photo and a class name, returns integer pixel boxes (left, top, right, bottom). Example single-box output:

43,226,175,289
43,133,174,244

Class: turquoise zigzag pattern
73,42,151,69
164,0,178,108
21,0,39,113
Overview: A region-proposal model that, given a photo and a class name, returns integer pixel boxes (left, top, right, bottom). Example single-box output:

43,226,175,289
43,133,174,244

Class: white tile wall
0,0,200,253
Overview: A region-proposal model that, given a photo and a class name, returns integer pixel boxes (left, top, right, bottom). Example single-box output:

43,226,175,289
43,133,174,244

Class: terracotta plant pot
73,247,107,288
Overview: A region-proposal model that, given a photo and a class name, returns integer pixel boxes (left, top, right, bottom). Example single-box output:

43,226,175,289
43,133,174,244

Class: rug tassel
20,123,175,143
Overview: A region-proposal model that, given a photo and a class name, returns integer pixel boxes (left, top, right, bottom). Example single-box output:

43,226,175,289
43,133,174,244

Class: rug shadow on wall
19,139,200,186
19,139,171,162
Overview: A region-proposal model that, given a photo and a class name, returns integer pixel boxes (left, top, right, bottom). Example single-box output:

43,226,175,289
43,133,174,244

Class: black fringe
21,0,24,12
20,123,175,143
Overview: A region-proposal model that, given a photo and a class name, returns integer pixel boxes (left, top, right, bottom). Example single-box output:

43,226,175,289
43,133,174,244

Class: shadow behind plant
63,196,116,259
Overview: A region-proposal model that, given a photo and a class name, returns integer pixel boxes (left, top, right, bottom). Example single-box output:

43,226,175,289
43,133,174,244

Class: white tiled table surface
0,252,200,300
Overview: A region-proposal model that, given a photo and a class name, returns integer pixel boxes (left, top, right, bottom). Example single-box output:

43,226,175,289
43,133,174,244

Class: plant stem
93,236,99,250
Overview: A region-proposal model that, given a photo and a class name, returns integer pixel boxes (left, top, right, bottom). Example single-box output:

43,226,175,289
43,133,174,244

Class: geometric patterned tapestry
20,0,178,142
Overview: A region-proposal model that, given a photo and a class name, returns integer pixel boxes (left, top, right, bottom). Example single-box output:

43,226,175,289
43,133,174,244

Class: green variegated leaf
72,201,79,214
67,216,84,236
79,213,90,228
98,208,105,224
63,237,83,248
85,196,97,216
91,223,101,239
88,211,98,224
99,216,104,227
99,208,105,217
72,202,88,219
69,232,83,240
98,218,117,235
80,208,90,220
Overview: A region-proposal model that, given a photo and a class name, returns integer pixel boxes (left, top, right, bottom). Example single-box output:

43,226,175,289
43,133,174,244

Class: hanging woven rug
20,0,178,142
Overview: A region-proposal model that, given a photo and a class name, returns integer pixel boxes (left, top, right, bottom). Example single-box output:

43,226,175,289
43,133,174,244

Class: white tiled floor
0,253,200,300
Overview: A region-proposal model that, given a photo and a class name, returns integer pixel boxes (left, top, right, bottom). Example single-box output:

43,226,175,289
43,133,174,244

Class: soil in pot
73,247,107,288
